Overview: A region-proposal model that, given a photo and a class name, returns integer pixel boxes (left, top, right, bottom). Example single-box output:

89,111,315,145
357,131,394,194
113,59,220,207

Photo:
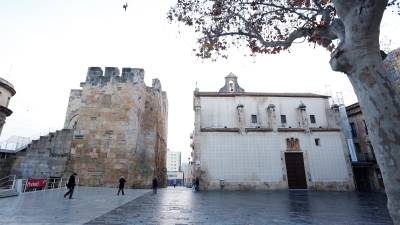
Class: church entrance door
285,152,307,189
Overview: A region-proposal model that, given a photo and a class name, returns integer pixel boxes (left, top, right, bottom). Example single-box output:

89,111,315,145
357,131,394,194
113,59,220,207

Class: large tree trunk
331,0,400,224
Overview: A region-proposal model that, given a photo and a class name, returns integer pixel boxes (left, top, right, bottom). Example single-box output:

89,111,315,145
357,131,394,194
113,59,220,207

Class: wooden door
285,152,307,189
353,167,372,192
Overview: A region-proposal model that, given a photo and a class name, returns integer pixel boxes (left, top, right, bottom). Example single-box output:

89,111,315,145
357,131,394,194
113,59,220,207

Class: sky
0,0,399,163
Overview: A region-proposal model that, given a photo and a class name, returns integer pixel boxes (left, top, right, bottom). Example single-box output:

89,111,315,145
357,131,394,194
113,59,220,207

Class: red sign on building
26,178,47,188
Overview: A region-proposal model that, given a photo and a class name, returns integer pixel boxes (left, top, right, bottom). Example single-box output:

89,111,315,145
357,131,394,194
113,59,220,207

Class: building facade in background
7,67,168,188
166,150,183,186
191,74,354,191
181,162,193,187
167,150,181,172
0,77,15,135
383,47,400,92
335,47,398,192
346,103,385,192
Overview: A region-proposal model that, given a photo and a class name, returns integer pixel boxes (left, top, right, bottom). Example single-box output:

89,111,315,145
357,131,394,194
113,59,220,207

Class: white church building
190,73,354,191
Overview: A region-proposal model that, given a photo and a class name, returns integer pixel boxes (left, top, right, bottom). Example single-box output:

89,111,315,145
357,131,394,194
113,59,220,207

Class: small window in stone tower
251,115,257,123
310,115,316,124
101,95,112,107
315,138,320,146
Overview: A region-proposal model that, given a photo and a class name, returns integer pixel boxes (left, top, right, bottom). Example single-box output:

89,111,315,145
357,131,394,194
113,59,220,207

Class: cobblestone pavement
86,187,392,225
0,187,150,225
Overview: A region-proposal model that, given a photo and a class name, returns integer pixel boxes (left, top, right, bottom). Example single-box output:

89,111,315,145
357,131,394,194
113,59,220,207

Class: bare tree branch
168,0,338,57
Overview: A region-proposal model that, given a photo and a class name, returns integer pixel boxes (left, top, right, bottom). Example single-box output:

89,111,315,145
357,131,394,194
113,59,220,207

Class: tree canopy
168,0,399,59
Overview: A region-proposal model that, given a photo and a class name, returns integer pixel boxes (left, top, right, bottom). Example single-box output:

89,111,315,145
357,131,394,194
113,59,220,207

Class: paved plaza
0,187,150,225
0,187,393,225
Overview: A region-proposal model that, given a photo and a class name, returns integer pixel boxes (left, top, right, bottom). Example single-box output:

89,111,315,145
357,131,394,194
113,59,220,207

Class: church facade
191,74,354,191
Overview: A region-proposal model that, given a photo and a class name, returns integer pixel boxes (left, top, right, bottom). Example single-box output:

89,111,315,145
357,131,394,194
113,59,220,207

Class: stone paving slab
86,187,393,225
0,187,150,225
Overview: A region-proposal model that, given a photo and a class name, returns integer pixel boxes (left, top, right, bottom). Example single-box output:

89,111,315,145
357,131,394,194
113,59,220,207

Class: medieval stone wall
9,129,73,178
4,67,167,188
0,154,16,178
65,67,168,188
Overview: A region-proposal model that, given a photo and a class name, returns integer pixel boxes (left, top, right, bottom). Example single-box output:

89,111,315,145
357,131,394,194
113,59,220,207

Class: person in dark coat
64,173,77,199
117,176,126,196
192,179,196,192
152,177,158,194
195,177,200,192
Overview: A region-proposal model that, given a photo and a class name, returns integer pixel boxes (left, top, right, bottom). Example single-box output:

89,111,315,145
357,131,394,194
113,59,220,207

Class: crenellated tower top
83,67,145,86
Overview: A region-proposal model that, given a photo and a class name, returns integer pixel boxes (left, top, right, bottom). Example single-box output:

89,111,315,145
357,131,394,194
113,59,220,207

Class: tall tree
169,0,400,223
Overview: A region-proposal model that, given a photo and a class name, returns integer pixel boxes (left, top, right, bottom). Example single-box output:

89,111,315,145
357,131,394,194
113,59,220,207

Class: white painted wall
199,132,283,182
195,94,352,189
197,131,350,184
304,133,350,181
200,96,330,129
278,132,350,182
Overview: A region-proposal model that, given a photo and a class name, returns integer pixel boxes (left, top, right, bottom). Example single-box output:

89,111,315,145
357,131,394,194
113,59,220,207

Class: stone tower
64,67,168,187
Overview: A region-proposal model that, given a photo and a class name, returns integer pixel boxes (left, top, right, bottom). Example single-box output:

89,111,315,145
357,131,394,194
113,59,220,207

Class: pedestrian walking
152,177,158,194
173,179,176,188
195,177,200,192
64,173,77,199
192,179,196,192
117,176,126,196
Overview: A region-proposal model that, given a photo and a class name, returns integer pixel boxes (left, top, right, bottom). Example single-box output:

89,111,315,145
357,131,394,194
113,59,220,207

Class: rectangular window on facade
251,115,257,123
350,122,357,138
310,115,316,124
280,115,287,124
354,143,361,152
363,120,369,135
368,143,376,161
315,138,320,146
